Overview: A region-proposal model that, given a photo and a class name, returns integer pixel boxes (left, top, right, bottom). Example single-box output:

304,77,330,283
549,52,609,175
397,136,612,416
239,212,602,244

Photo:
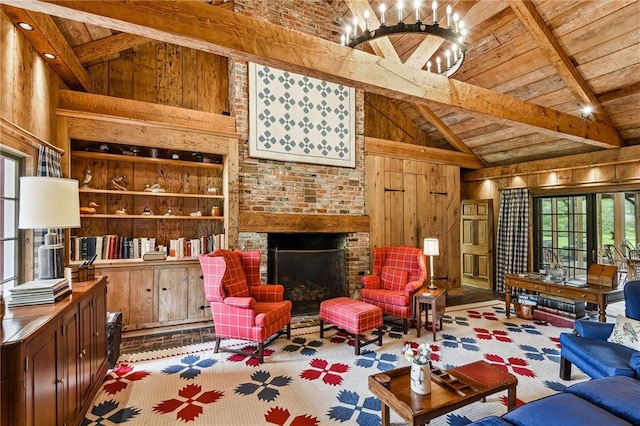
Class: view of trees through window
1,154,20,288
534,191,639,281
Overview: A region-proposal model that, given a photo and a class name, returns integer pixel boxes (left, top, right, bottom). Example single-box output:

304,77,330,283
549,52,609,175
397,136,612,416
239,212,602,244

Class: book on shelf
71,233,225,261
536,305,585,319
516,294,538,306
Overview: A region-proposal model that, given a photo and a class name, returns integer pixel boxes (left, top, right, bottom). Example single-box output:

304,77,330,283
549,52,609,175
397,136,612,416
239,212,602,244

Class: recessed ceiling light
18,22,34,31
43,53,57,59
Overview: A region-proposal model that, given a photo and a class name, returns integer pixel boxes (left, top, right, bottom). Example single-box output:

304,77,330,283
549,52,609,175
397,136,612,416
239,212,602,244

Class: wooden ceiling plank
9,0,622,149
415,104,478,157
508,0,616,128
1,5,91,91
74,33,151,64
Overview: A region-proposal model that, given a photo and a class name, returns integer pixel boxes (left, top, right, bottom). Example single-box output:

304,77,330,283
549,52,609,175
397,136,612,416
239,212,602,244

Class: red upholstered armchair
359,246,427,334
199,249,291,363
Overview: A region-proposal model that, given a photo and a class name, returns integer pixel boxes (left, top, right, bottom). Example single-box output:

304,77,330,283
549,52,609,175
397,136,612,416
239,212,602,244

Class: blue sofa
468,376,640,425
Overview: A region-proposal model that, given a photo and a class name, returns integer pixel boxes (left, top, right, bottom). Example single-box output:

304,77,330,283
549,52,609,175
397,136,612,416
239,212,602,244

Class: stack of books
533,295,586,327
7,278,72,307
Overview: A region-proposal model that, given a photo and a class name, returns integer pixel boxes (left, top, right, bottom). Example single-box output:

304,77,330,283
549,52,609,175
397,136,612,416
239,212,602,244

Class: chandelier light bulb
364,10,370,30
432,0,438,24
345,24,352,40
353,16,359,37
398,0,404,23
436,56,442,74
446,5,452,28
415,0,421,22
380,4,387,25
453,13,460,32
341,34,346,45
452,43,458,61
427,60,432,72
445,49,451,68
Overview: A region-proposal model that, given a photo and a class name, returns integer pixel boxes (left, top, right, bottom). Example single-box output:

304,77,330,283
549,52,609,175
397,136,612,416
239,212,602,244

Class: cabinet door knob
56,378,63,383
146,288,152,292
162,287,167,291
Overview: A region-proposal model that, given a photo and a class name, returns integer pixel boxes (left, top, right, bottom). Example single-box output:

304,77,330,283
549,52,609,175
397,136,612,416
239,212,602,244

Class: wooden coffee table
368,360,517,426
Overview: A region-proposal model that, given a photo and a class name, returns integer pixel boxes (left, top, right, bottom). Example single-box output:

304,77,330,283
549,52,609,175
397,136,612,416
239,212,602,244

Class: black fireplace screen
268,248,347,315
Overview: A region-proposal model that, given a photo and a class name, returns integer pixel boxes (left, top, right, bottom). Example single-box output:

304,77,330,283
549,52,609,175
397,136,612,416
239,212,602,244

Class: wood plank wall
1,10,60,146
87,42,228,114
366,149,461,294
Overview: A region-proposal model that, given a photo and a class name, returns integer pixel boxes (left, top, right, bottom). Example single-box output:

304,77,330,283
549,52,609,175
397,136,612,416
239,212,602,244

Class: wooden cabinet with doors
1,277,108,426
99,261,209,331
461,200,494,290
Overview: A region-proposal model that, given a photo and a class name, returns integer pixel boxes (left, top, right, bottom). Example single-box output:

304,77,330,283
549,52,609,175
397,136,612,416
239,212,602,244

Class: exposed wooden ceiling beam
508,0,617,128
346,1,482,162
1,5,90,91
74,33,151,64
8,0,623,149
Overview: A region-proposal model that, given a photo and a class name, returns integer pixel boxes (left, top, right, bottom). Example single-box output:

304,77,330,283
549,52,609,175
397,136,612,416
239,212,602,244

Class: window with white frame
1,153,21,288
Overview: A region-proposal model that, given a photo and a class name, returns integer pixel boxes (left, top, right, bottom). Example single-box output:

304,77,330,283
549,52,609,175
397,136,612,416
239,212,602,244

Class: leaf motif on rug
468,310,500,321
264,407,320,426
102,364,150,395
504,322,542,335
82,399,141,425
161,355,217,379
153,383,224,422
355,351,398,371
300,358,349,385
441,334,480,351
474,328,511,342
227,345,275,366
443,315,470,326
519,344,561,363
327,390,381,425
235,370,292,401
282,336,324,356
485,354,535,377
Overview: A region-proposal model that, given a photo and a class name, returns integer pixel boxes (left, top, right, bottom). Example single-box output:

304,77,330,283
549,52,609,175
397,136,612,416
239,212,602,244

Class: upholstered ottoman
319,297,383,355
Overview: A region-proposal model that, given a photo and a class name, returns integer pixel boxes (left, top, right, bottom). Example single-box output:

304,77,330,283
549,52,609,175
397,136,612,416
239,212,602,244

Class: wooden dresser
1,276,108,426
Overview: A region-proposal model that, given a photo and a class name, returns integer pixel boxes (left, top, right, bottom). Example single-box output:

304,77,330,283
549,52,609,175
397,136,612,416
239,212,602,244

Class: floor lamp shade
19,177,81,279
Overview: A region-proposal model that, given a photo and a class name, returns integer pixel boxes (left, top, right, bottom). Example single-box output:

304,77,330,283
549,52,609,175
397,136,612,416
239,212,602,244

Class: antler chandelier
341,1,468,78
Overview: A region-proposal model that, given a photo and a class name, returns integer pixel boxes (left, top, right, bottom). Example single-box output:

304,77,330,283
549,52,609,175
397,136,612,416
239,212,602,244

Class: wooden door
461,200,493,290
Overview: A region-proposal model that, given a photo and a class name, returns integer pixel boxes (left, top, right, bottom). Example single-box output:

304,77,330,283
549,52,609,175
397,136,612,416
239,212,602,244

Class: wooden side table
414,287,446,339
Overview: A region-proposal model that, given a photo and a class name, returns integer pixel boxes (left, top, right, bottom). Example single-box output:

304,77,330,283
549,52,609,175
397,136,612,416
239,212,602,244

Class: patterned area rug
84,301,592,426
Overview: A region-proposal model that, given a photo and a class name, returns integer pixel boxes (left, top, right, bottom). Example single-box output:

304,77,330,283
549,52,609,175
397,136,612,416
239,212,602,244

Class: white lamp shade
423,238,439,256
19,177,81,229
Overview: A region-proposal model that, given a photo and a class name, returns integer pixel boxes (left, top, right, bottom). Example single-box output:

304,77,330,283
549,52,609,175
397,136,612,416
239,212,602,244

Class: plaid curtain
496,188,529,293
34,146,63,277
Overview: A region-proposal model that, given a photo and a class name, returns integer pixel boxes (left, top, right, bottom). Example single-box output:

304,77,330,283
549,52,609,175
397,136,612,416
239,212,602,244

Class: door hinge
384,188,404,192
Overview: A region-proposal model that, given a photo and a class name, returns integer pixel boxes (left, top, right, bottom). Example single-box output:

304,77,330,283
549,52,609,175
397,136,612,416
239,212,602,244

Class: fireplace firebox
268,233,347,315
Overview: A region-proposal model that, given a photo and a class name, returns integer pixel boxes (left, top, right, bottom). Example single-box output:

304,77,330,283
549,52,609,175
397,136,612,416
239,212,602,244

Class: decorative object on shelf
547,262,565,281
404,342,432,394
142,206,153,215
82,169,92,188
207,186,219,194
423,237,440,290
144,183,166,193
164,207,173,216
85,143,109,152
111,175,128,191
341,0,468,77
80,201,100,215
210,206,220,216
19,177,81,279
189,211,202,217
114,206,128,215
122,146,140,156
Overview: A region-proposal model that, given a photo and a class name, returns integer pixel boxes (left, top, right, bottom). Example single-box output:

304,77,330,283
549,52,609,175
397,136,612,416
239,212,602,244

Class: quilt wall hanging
249,62,356,168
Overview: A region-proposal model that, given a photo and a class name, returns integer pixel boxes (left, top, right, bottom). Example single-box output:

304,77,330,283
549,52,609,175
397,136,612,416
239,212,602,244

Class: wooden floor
120,286,501,354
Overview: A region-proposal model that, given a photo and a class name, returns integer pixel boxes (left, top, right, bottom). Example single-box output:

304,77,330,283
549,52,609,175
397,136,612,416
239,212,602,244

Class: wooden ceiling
2,0,639,168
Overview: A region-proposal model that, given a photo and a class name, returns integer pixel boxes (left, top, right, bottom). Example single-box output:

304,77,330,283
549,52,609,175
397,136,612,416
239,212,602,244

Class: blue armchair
559,280,640,380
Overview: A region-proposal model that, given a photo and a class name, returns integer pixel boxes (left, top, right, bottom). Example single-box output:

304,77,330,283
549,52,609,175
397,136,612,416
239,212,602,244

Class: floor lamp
423,238,439,290
19,177,81,280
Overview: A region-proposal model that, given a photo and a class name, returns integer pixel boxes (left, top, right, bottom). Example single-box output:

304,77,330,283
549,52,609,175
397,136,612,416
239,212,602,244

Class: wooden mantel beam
4,0,622,149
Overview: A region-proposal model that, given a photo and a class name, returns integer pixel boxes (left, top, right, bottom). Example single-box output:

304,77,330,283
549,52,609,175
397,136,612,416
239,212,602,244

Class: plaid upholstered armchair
360,246,428,334
199,249,292,363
